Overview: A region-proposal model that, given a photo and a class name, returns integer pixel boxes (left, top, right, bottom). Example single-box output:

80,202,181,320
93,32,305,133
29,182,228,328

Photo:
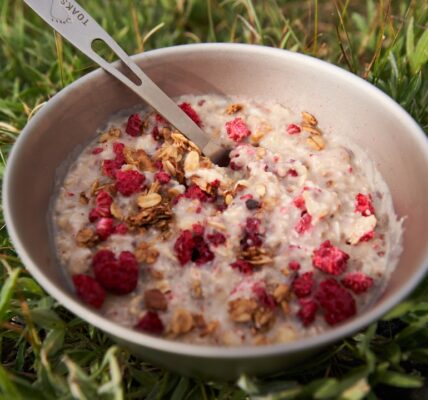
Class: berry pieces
341,272,374,294
136,311,164,335
174,230,194,265
230,259,254,275
179,102,203,127
154,171,171,184
126,113,142,137
92,250,139,295
96,217,114,240
252,284,276,309
174,226,214,266
292,272,314,298
184,184,210,202
207,232,226,247
88,190,112,222
295,212,312,234
102,142,126,178
72,274,106,309
315,279,356,325
226,118,251,142
287,124,301,135
297,299,318,326
355,193,375,216
115,170,145,196
312,240,349,276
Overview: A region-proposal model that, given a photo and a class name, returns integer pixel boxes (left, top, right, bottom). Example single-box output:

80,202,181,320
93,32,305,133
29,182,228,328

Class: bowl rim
4,42,428,359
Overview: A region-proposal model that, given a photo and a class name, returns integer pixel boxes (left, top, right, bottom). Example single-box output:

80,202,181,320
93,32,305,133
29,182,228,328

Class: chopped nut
253,334,269,345
192,313,206,329
191,279,203,298
170,308,194,335
256,147,266,159
137,193,162,209
240,246,273,266
79,192,89,205
228,298,258,322
301,111,318,127
148,268,164,280
280,301,290,315
75,227,98,247
125,148,156,171
99,127,121,143
129,201,172,231
135,241,160,264
253,308,276,331
110,202,124,220
207,220,227,231
225,194,234,205
273,283,290,303
226,103,243,115
144,289,167,311
184,150,200,173
307,135,325,151
250,130,266,145
200,320,220,337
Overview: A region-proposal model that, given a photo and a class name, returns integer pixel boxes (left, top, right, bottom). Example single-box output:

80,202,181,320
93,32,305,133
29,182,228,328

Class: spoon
23,0,227,164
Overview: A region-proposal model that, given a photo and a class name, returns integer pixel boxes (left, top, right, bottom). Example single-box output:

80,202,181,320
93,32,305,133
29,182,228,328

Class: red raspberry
241,217,264,249
92,250,139,295
192,223,205,236
230,259,253,275
355,193,375,216
155,113,167,124
210,179,220,188
229,160,243,171
341,272,374,294
114,223,128,235
113,142,125,155
359,230,375,243
126,113,142,137
154,171,171,184
207,232,226,247
252,284,276,309
89,190,112,222
287,169,298,177
92,147,103,155
315,279,356,325
96,217,114,240
192,235,214,265
102,143,126,178
312,240,349,276
184,184,209,202
297,298,318,326
292,272,314,298
287,124,301,135
72,274,105,309
179,102,203,127
151,125,161,141
115,170,145,196
293,195,306,210
102,159,119,178
136,311,164,335
295,212,312,234
174,230,195,265
226,118,251,142
288,261,301,271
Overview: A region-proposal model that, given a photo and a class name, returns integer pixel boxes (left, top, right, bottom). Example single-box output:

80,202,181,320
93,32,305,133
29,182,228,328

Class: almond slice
137,193,162,209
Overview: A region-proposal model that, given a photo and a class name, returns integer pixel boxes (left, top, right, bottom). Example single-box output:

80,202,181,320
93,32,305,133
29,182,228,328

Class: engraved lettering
77,13,84,21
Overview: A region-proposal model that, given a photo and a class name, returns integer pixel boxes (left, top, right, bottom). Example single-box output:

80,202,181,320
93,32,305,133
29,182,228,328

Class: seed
245,199,260,210
307,135,325,151
137,193,162,208
301,111,318,127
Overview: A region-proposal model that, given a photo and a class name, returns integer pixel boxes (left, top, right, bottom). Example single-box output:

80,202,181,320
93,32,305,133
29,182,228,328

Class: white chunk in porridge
53,95,403,346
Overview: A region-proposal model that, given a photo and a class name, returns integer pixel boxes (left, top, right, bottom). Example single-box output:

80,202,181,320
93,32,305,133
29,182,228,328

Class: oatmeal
53,95,403,345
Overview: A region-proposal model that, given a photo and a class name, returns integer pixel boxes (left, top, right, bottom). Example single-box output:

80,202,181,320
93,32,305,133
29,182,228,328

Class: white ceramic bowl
3,44,428,380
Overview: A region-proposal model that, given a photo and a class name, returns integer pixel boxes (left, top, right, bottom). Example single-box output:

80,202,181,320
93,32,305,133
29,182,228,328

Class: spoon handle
23,0,211,151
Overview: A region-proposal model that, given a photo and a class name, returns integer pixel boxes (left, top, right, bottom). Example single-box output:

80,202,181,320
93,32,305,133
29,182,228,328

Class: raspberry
207,232,226,246
113,142,125,155
191,235,214,265
179,102,203,127
252,284,276,309
295,212,312,234
287,124,301,135
315,279,356,325
92,250,139,295
115,170,145,196
92,147,103,155
114,222,128,235
136,311,164,335
312,240,349,276
155,113,167,124
288,261,301,271
192,223,205,236
102,159,118,178
355,193,375,216
72,274,105,309
126,113,142,137
184,184,209,202
102,143,125,178
226,118,251,142
154,171,171,184
287,169,298,177
341,272,374,294
292,272,314,298
151,125,161,141
297,299,318,326
174,230,195,265
89,190,113,222
96,217,114,240
293,195,306,210
240,217,264,249
230,259,253,275
229,161,243,171
359,230,375,242
210,179,220,188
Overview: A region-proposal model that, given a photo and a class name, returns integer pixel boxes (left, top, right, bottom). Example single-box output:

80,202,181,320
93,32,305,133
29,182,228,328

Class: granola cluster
54,95,402,345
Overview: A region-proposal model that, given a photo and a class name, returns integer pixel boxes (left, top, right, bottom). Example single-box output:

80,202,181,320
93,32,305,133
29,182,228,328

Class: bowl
4,43,428,380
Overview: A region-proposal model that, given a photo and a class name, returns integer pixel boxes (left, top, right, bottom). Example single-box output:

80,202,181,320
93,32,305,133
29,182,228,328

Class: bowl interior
5,44,428,355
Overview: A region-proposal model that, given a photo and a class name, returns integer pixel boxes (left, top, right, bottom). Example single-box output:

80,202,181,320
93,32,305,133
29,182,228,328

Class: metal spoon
23,0,227,164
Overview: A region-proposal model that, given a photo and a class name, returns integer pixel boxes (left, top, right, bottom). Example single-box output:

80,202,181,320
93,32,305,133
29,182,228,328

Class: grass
0,0,428,398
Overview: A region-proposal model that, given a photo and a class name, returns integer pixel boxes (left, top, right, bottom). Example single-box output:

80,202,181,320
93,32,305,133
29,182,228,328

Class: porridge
53,95,403,345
